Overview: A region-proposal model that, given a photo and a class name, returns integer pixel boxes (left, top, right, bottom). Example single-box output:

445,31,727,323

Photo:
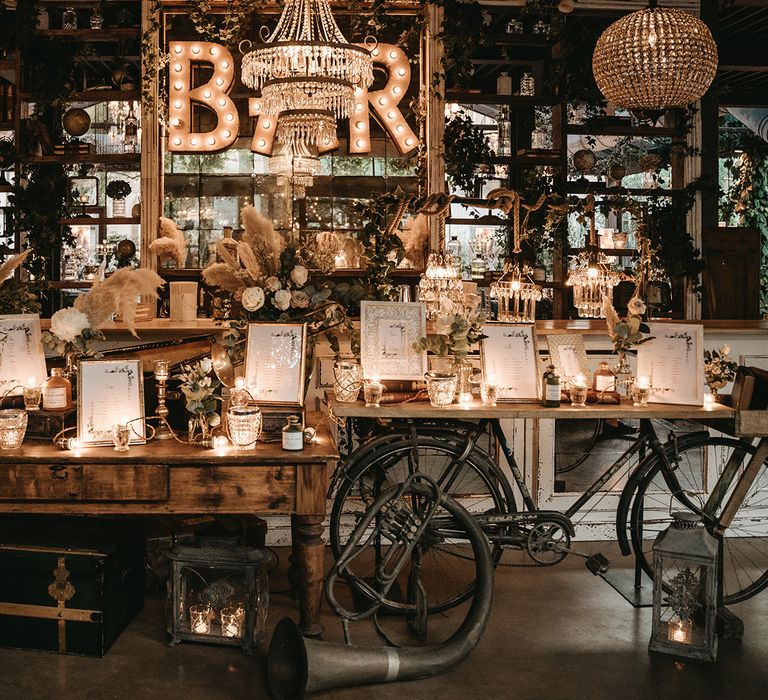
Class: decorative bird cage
167,544,271,654
491,261,542,324
418,251,465,320
649,513,718,662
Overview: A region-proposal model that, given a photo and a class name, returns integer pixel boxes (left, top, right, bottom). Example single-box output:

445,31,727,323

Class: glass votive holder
0,409,28,450
23,383,42,411
220,606,245,638
333,360,363,403
363,379,384,408
570,384,588,407
112,422,131,452
632,383,651,407
425,371,458,408
480,382,498,407
153,359,170,381
226,405,262,450
189,604,212,635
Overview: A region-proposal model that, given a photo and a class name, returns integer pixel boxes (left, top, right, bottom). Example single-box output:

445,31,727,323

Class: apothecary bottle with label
542,364,561,408
593,361,616,393
282,415,304,451
42,368,73,412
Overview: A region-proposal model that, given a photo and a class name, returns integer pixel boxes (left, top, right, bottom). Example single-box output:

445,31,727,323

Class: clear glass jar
62,7,77,30
470,255,487,280
333,360,363,403
496,71,512,95
282,415,304,451
446,235,463,276
42,368,73,411
0,409,28,450
90,9,103,29
425,371,458,408
227,406,262,450
497,107,512,156
520,72,535,96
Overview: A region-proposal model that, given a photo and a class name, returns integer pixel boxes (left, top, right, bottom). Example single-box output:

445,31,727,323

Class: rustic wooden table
0,417,339,637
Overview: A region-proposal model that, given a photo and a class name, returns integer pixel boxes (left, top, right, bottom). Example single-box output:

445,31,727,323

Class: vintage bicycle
326,400,768,617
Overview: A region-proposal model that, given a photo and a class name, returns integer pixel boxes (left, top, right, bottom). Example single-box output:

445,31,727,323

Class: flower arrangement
413,312,487,362
105,180,132,200
703,344,737,394
43,268,165,362
175,358,222,435
202,204,335,322
602,295,654,355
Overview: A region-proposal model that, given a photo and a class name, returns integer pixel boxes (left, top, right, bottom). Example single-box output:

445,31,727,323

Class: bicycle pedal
585,553,610,575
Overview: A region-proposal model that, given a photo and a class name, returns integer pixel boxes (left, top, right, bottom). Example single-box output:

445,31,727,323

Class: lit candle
154,360,170,381
636,375,650,390
667,618,692,644
190,605,212,635
704,393,716,411
573,374,587,388
26,376,37,389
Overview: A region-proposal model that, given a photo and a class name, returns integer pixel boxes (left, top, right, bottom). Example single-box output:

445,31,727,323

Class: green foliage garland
444,111,493,193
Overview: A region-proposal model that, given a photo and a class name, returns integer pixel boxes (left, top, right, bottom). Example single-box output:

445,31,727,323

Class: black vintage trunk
0,517,144,656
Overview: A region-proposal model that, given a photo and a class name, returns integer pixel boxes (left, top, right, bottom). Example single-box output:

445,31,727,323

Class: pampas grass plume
150,217,187,267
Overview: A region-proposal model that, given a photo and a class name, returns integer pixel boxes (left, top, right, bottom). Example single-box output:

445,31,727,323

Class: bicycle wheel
325,478,495,647
554,419,603,474
330,435,514,614
629,435,768,605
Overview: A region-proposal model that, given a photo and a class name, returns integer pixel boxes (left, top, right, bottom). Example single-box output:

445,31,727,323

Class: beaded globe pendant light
240,0,374,150
592,0,718,113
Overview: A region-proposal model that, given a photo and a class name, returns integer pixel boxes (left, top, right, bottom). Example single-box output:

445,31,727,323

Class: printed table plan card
637,324,704,405
481,324,540,401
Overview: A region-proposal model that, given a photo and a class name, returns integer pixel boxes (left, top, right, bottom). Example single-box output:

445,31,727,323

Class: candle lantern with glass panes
649,512,718,661
166,544,271,654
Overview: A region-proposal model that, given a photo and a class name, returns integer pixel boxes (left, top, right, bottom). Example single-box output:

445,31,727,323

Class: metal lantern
649,513,718,661
418,251,465,320
592,2,718,112
167,544,271,654
491,262,542,324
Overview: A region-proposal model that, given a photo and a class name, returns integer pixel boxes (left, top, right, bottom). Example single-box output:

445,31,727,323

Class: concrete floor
3,542,768,700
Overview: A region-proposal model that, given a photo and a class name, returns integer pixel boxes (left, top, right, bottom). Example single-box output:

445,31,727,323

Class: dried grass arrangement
149,217,188,268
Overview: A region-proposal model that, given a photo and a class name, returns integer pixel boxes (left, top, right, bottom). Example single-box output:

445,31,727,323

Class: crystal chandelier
566,194,622,318
418,252,465,320
491,261,542,324
241,0,374,149
268,140,321,199
592,0,718,112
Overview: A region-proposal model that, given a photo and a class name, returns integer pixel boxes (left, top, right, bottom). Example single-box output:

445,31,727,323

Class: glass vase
425,371,457,408
333,360,363,403
188,413,211,444
613,351,633,400
452,358,474,404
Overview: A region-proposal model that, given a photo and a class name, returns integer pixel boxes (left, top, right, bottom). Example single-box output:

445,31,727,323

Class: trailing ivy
444,111,493,194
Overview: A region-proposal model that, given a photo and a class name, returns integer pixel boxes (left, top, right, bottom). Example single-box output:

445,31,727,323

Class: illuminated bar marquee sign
167,41,419,156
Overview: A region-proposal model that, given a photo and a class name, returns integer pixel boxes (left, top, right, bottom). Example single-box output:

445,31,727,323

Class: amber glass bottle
42,368,73,411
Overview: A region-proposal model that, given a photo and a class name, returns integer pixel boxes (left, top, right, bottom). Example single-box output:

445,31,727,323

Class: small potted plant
106,179,132,218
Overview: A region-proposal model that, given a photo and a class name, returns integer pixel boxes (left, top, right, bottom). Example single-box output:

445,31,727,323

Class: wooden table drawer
0,464,169,501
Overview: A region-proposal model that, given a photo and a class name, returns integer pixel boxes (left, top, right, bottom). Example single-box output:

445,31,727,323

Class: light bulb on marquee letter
351,43,418,155
167,41,239,153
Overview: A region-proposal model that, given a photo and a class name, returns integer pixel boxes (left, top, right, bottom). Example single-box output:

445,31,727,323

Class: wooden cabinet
702,227,761,319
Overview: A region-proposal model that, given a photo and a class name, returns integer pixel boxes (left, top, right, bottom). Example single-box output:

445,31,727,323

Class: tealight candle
153,359,170,381
667,618,692,644
704,393,717,410
636,375,650,390
570,375,588,407
363,378,384,408
112,417,131,452
220,606,245,638
480,382,498,407
190,604,212,635
632,378,651,407
23,377,42,411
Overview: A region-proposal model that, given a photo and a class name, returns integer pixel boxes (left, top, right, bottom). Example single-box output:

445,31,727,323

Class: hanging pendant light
491,261,542,324
418,252,465,320
269,140,321,199
592,0,718,112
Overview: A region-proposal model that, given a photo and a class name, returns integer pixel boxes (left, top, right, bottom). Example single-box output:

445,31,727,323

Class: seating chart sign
78,359,146,446
244,323,307,405
360,301,427,380
0,315,47,396
480,324,540,401
637,323,704,405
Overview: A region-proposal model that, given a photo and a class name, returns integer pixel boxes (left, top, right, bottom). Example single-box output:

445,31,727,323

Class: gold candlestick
154,360,173,440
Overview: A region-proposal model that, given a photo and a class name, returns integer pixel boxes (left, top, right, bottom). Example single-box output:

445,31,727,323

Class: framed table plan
360,301,427,380
77,359,146,446
0,314,47,396
546,334,591,383
480,323,540,401
244,322,307,406
637,323,704,406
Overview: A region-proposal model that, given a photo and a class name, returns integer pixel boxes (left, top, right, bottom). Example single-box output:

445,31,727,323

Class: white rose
290,265,308,287
241,286,265,312
265,276,281,292
720,344,731,356
50,307,91,343
627,297,646,316
272,289,291,311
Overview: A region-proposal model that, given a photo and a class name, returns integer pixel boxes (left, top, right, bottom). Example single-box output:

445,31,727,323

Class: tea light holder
333,359,363,403
112,420,131,452
154,360,173,440
632,376,651,407
480,382,498,407
425,371,458,408
189,604,212,635
363,378,384,408
704,393,717,411
23,377,42,411
220,606,245,638
0,409,28,450
226,405,262,450
570,375,588,407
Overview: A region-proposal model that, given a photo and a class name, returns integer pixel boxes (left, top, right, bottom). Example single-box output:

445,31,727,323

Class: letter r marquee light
167,41,419,156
